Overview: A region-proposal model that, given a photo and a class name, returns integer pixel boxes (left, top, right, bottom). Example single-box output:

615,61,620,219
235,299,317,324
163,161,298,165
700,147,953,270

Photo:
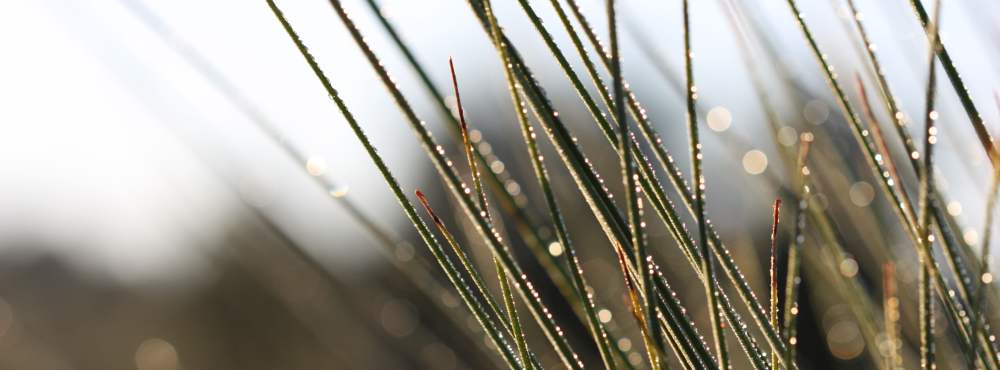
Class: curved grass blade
264,3,524,368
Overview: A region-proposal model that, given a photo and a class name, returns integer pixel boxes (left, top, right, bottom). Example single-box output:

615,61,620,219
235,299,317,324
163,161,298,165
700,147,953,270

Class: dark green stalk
681,1,727,368
608,0,661,368
264,3,523,368
918,3,942,369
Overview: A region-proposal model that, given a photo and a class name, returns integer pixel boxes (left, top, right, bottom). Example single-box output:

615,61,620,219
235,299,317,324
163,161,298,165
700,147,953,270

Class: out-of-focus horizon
2,0,1000,369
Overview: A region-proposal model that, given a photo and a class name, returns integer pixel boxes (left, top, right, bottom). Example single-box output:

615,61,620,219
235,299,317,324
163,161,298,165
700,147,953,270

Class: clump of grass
250,0,1000,369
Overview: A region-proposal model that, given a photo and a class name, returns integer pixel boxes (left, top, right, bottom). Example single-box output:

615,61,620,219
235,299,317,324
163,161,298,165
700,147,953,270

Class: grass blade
449,58,533,370
917,2,942,368
609,0,662,368
908,0,1000,169
680,1,729,368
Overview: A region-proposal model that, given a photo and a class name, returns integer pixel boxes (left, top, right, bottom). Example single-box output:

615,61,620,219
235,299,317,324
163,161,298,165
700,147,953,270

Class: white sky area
0,0,998,283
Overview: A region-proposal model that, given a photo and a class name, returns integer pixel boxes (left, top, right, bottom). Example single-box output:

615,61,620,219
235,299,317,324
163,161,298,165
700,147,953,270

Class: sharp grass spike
449,58,533,370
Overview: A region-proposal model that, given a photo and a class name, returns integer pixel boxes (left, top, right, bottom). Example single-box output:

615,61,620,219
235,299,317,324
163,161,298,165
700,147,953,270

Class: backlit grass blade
917,2,941,368
449,58,533,370
121,2,511,365
908,0,1000,169
608,0,662,368
682,1,728,368
264,3,524,368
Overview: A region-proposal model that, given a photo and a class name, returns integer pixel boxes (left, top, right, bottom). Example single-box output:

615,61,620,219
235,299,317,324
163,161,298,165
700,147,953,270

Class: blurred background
1,0,999,369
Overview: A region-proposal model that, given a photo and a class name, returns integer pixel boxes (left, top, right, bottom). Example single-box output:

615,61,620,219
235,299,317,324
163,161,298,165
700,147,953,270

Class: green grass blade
918,5,941,362
608,0,662,368
681,1,728,368
449,58,533,370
